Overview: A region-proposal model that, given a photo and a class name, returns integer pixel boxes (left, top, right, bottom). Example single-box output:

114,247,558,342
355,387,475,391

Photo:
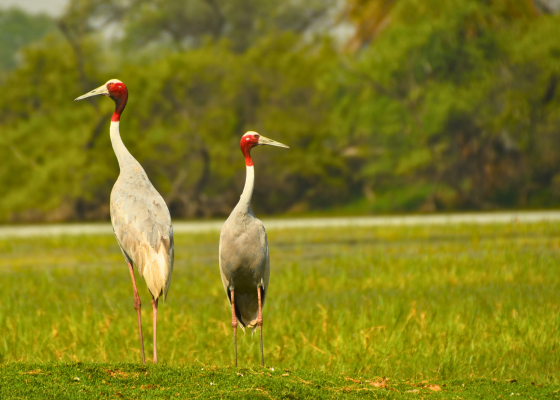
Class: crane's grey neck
110,121,137,171
236,165,255,215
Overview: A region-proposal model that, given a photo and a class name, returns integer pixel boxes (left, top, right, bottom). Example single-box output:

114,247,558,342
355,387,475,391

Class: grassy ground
1,363,558,399
0,222,559,398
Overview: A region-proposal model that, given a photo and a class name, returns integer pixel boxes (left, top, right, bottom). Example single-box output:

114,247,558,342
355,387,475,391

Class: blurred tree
343,0,538,52
337,0,560,210
58,0,336,53
0,8,55,70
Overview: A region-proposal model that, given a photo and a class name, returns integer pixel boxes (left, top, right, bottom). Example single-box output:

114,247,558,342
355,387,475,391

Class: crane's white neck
236,165,255,213
110,121,135,170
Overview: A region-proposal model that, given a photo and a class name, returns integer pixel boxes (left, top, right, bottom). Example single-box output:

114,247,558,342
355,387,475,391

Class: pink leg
127,263,145,364
151,297,158,364
231,290,238,367
257,287,264,367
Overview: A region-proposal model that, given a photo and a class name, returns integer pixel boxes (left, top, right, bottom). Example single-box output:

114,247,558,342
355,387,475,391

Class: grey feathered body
110,123,174,301
219,203,270,329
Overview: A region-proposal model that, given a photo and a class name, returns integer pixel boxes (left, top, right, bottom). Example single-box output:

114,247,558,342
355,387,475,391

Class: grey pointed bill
74,84,109,101
257,135,289,148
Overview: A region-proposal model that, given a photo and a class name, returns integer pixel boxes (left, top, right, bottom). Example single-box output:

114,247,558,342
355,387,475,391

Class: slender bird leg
127,262,145,364
231,290,238,367
257,287,264,367
151,297,158,364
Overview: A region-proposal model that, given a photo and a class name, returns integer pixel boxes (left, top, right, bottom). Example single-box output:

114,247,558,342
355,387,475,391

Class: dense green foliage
1,223,559,382
0,0,559,221
1,363,558,399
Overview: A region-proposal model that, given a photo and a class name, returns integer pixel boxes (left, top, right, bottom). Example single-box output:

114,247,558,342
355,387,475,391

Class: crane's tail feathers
137,243,172,302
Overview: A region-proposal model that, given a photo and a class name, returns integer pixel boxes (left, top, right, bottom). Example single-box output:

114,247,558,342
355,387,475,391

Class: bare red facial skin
107,82,128,122
240,134,260,166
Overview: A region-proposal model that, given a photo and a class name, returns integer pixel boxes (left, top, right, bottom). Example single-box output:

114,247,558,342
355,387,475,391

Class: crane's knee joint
257,316,263,327
134,297,141,311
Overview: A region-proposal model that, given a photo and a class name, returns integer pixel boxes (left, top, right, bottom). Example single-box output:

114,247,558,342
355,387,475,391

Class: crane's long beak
257,135,289,149
74,84,110,101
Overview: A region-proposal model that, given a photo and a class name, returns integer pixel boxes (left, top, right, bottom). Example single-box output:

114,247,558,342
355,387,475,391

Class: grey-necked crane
219,131,289,367
75,79,173,365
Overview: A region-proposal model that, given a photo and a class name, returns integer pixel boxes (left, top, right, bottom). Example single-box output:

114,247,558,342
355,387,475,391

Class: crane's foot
231,290,238,367
152,297,158,364
257,287,264,367
128,263,146,365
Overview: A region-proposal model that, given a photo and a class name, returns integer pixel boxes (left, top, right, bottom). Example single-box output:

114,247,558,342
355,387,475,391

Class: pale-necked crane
75,79,173,365
219,131,289,367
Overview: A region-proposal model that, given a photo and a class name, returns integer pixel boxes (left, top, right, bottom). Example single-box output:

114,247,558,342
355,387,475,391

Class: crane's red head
240,131,289,167
74,79,128,122
240,132,260,166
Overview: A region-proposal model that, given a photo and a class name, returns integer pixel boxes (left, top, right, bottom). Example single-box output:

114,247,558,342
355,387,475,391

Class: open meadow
1,221,560,398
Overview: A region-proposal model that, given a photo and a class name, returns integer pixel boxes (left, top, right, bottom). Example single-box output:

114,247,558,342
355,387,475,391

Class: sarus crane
75,79,173,365
219,131,289,367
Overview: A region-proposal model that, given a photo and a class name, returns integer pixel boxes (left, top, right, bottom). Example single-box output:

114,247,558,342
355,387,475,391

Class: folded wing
111,185,174,300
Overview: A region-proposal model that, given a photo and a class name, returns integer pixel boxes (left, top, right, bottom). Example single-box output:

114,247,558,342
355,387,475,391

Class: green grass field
1,222,559,398
1,363,558,399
